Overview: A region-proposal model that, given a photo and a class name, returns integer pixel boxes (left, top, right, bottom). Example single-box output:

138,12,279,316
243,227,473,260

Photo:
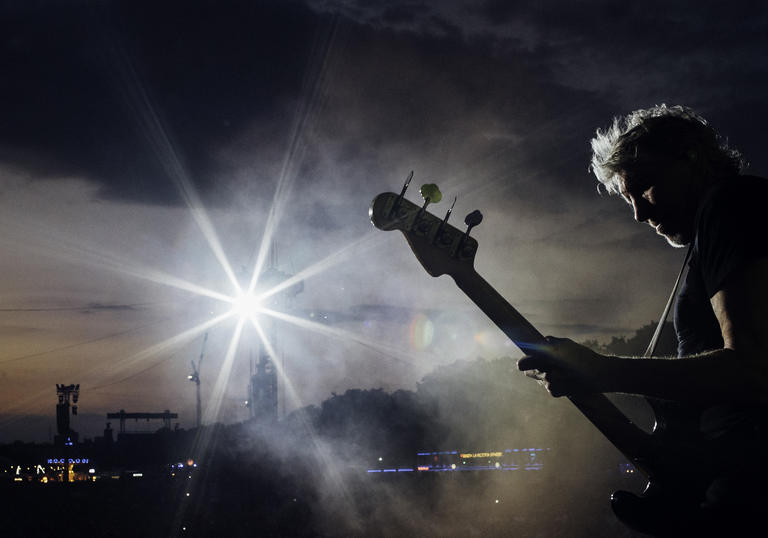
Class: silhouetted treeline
583,321,678,357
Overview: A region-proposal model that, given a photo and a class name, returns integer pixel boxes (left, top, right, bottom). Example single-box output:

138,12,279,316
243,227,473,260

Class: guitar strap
643,243,693,358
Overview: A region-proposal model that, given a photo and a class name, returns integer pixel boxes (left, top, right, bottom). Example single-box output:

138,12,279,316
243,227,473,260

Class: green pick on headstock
420,183,442,204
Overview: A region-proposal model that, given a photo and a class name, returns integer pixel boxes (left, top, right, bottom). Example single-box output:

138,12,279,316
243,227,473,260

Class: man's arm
517,258,768,406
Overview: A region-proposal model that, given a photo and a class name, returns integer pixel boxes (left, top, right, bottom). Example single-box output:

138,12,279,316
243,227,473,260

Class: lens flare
230,292,263,319
409,314,434,350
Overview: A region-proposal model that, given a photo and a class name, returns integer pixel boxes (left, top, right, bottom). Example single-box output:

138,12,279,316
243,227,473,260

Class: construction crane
188,332,208,429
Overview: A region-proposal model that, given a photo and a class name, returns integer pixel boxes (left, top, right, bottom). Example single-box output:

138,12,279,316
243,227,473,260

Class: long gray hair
590,104,744,194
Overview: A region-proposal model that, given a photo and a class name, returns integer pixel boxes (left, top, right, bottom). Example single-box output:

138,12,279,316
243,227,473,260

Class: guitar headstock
369,173,480,278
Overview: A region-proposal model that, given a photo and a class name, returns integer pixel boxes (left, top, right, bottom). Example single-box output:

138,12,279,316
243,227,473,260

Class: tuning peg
450,209,483,258
442,196,457,225
420,183,442,207
414,183,442,225
390,171,414,216
464,210,483,238
398,171,413,200
433,196,457,244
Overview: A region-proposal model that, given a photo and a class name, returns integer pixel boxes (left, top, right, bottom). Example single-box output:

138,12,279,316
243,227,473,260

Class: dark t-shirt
675,175,768,359
673,175,767,504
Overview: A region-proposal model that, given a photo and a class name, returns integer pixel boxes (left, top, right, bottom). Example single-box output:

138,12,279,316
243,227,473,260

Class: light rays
0,312,234,433
181,319,246,536
257,307,429,367
117,266,234,304
106,37,242,294
81,311,236,392
0,213,233,304
93,22,366,422
1,17,414,472
250,317,304,412
201,318,245,425
229,292,263,319
393,110,593,216
246,20,340,296
256,231,382,303
250,315,355,509
12,313,237,436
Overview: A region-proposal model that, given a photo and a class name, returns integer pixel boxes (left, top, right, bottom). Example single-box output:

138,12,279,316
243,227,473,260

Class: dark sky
1,0,767,441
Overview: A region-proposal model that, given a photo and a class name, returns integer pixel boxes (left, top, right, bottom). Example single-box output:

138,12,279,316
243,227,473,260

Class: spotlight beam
251,315,353,505
250,317,303,410
201,317,245,425
257,232,381,303
258,307,429,367
112,264,234,304
1,213,234,304
189,319,244,493
245,85,317,295
246,21,340,296
82,311,236,390
0,311,234,435
228,291,262,320
107,39,242,294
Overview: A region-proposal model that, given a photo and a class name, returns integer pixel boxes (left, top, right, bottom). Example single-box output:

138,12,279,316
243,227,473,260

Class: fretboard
452,268,652,466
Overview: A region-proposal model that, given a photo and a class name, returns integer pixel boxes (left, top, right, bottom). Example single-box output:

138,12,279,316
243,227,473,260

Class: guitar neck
453,268,546,347
452,268,651,462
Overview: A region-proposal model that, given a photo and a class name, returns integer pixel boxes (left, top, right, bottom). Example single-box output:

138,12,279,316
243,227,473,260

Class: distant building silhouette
248,352,278,422
54,383,79,448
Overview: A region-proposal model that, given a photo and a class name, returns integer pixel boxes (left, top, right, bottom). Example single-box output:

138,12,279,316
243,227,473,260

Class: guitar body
369,187,721,535
609,400,716,535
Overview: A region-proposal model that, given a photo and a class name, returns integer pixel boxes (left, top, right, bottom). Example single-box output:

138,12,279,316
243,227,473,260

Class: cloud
5,0,767,210
79,302,140,314
2,0,767,425
0,0,320,205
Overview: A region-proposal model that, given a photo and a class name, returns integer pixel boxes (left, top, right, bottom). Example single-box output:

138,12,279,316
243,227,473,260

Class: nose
631,195,652,223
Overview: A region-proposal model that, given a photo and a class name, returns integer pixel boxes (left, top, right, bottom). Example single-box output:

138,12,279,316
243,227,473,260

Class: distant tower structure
246,241,302,421
248,351,278,421
54,383,80,447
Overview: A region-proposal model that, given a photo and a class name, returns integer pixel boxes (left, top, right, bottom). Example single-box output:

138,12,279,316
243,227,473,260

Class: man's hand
517,336,608,397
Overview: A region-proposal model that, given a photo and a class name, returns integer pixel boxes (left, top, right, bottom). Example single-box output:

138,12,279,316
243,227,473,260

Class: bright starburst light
229,292,263,320
0,28,442,529
25,17,412,435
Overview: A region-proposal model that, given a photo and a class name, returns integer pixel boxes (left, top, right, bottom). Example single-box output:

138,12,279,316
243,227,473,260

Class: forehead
614,171,642,197
615,164,656,193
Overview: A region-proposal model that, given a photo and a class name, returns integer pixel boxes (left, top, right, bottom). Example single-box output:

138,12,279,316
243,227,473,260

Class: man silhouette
518,105,768,533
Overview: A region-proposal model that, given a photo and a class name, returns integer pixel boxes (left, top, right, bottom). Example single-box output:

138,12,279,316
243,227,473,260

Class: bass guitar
369,174,713,535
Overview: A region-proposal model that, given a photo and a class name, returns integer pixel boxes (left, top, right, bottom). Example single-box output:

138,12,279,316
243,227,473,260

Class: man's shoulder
692,174,768,296
706,174,768,199
697,174,768,224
